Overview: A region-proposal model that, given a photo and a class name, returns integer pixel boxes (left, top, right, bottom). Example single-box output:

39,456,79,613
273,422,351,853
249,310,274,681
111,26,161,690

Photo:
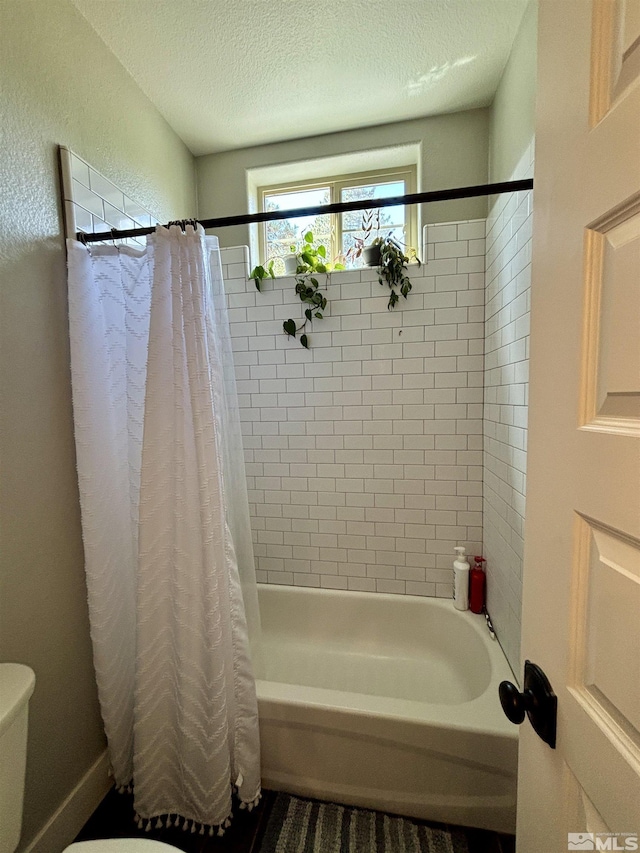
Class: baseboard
21,750,111,853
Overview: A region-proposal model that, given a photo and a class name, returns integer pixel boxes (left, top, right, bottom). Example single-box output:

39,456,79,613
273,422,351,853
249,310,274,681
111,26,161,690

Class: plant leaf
304,231,313,244
300,334,309,349
283,318,297,337
254,278,261,291
317,245,326,258
305,308,312,321
315,311,323,319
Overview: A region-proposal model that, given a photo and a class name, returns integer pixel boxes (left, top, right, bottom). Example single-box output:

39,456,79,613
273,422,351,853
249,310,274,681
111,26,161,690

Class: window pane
263,187,331,271
341,181,406,268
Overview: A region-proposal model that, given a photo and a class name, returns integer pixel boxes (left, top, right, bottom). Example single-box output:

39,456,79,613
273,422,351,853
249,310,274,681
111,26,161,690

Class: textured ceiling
71,0,528,156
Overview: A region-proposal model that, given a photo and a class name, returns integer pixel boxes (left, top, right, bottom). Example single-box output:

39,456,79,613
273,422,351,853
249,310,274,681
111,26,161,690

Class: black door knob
499,660,557,748
499,679,527,724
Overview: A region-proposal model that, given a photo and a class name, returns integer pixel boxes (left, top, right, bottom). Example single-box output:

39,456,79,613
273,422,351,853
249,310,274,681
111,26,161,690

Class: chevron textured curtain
67,225,261,832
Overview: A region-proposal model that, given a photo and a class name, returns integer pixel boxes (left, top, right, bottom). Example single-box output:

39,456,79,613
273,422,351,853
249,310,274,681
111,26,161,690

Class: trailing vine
376,236,421,309
250,231,343,348
249,260,275,290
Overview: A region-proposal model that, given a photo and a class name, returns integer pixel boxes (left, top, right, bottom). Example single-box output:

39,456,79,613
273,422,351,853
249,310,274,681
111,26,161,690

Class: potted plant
249,259,275,291
347,209,382,267
250,231,344,348
362,241,382,268
283,253,298,275
376,236,421,309
282,231,344,347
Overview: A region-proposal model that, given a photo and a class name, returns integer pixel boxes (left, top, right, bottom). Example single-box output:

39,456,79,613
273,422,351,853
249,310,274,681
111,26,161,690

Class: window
259,167,417,272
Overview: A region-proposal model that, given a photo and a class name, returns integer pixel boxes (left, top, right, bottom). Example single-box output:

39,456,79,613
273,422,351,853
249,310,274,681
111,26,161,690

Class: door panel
581,194,640,433
518,0,640,848
591,0,640,123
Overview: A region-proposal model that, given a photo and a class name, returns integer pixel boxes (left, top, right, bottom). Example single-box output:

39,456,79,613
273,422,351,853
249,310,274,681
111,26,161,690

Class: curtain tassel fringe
239,789,262,811
134,811,241,838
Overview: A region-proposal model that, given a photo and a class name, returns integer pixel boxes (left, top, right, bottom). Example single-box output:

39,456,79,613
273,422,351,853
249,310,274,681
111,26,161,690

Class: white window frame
258,166,418,268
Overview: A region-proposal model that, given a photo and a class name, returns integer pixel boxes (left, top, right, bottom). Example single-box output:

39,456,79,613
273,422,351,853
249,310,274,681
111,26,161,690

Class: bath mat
258,792,469,853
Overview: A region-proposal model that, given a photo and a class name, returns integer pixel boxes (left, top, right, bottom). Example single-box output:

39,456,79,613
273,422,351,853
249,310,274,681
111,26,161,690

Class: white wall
483,0,537,676
489,1,538,184
483,143,534,674
196,110,490,251
222,220,485,596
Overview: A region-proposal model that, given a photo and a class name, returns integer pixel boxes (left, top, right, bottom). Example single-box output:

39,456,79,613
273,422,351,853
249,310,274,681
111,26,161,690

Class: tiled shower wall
483,140,534,673
59,147,159,244
222,220,485,597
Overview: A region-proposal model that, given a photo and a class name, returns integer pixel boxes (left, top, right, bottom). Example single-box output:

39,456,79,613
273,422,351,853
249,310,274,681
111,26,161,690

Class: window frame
258,165,418,269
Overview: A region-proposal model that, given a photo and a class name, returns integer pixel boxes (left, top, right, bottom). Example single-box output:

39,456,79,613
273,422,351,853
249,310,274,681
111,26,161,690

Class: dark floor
76,787,515,853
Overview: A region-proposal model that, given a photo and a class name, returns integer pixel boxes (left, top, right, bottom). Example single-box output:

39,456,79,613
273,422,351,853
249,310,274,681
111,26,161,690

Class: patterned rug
258,792,469,853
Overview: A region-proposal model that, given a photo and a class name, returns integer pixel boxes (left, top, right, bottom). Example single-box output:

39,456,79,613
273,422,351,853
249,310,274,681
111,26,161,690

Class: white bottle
453,546,470,611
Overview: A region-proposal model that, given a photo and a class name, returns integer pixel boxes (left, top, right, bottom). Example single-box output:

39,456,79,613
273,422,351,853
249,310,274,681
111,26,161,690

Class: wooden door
518,0,640,849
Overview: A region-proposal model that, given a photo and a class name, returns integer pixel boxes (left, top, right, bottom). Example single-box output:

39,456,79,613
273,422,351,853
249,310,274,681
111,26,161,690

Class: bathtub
255,584,518,834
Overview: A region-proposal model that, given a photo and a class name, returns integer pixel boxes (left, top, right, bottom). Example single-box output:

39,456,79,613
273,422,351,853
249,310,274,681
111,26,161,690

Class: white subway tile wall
222,220,485,598
59,147,159,245
483,140,534,674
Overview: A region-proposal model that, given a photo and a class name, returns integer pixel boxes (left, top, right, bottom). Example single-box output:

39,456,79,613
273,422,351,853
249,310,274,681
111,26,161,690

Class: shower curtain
67,224,261,832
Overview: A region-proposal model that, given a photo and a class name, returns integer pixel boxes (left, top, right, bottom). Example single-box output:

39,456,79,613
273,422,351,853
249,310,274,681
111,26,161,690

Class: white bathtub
255,584,518,834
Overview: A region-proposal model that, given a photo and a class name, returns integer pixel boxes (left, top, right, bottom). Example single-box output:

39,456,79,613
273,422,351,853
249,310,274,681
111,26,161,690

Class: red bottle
469,556,486,614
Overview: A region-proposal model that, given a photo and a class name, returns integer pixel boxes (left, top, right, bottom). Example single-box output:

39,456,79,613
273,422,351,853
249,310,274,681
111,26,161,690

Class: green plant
284,231,344,348
250,230,419,347
249,260,275,291
377,236,421,309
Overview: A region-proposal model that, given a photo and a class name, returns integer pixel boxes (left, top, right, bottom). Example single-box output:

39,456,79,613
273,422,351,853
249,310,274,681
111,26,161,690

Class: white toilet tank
0,664,36,853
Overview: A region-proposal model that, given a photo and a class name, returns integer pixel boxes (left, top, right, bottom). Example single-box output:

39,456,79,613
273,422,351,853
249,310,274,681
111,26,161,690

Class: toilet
0,663,175,853
67,843,178,853
0,663,35,853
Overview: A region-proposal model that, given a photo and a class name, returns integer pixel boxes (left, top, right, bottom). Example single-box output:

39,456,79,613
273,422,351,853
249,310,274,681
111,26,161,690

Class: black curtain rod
77,179,534,244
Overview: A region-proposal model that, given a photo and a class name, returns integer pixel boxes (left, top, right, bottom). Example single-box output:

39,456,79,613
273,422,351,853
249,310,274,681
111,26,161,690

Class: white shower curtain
67,224,261,832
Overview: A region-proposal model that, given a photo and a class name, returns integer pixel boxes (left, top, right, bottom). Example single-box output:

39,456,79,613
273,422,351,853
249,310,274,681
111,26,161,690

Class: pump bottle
453,546,470,610
469,556,486,614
